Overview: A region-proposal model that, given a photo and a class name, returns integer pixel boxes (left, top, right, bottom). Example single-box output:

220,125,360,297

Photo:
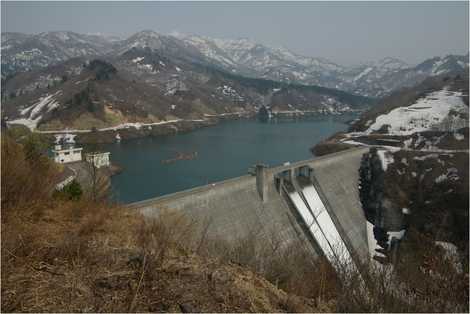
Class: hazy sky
2,1,468,65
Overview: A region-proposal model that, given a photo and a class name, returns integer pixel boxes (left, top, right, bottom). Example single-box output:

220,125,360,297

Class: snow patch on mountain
354,67,373,82
174,33,236,67
9,91,62,130
217,85,244,101
132,57,145,63
165,78,188,95
3,30,468,98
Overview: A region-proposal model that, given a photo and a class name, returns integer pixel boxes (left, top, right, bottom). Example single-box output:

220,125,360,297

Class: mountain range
1,32,371,135
3,30,468,98
1,30,467,136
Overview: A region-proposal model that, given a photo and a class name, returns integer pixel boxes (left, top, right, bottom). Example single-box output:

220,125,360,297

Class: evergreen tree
56,180,83,201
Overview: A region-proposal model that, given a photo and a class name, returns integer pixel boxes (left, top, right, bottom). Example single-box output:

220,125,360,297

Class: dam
129,147,370,269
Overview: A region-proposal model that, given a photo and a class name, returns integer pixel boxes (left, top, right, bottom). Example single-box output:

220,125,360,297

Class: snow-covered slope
8,91,62,129
366,88,468,135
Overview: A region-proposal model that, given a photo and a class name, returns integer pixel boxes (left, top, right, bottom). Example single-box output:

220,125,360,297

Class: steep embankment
313,73,469,274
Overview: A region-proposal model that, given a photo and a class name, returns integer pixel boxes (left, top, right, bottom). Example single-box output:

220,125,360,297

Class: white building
52,145,83,164
86,152,110,169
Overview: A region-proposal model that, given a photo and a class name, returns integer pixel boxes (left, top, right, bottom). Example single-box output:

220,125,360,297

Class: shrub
86,59,117,80
54,180,83,201
1,135,57,212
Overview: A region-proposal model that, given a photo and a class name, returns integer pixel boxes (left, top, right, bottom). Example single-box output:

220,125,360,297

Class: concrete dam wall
129,147,370,263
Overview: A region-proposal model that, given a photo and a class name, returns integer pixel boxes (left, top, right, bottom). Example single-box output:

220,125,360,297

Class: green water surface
97,115,356,203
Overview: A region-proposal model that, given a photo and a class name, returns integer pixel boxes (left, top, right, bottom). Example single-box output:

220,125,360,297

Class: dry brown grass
1,135,57,212
2,134,467,312
186,219,468,313
2,200,322,312
1,135,322,312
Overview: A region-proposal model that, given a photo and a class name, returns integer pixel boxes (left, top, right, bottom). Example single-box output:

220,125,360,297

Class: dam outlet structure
129,147,375,274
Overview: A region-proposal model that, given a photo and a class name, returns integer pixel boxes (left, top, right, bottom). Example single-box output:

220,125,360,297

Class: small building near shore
86,152,111,169
52,144,83,164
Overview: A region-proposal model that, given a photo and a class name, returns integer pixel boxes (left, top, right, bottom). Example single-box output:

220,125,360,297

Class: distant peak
132,30,161,38
168,30,187,38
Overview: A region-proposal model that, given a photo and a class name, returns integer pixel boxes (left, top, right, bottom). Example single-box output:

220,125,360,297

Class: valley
1,6,469,310
2,50,371,142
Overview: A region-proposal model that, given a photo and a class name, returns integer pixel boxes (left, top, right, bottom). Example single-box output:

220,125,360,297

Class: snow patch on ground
387,230,406,246
453,132,464,141
137,64,153,71
132,57,144,63
8,117,42,130
413,153,439,161
366,88,468,135
98,119,181,132
216,85,244,101
377,149,394,171
165,79,188,95
342,139,366,146
435,167,459,183
435,174,447,183
366,222,386,260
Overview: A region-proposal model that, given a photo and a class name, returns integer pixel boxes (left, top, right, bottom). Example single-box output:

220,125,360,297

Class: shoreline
30,110,359,144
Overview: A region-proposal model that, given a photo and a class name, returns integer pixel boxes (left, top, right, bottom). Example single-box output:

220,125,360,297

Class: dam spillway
283,177,357,271
129,147,370,265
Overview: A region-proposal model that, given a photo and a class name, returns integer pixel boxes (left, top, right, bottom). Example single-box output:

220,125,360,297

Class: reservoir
97,115,356,203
